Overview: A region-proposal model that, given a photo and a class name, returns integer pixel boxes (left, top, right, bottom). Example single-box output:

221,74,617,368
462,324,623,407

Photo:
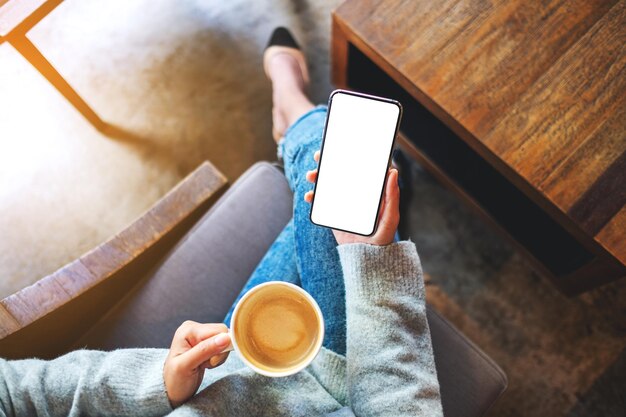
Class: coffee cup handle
219,330,234,354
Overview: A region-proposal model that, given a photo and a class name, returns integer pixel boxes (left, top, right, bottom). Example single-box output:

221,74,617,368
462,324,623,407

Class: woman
0,28,442,417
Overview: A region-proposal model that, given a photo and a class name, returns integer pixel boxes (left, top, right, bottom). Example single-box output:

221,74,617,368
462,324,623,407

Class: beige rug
0,0,341,297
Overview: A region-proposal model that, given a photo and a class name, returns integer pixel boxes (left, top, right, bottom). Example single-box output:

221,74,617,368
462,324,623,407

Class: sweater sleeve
0,348,173,417
337,241,443,417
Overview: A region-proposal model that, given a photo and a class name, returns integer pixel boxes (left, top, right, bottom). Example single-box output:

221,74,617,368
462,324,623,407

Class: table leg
8,34,107,131
331,14,349,89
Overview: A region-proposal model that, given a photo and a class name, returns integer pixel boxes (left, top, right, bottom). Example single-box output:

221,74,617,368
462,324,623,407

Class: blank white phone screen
311,91,401,235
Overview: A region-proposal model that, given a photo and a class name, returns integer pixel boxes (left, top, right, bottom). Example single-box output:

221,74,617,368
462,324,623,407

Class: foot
266,53,314,142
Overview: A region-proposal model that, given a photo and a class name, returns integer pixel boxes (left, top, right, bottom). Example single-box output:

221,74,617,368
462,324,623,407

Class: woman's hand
304,150,400,246
163,321,231,407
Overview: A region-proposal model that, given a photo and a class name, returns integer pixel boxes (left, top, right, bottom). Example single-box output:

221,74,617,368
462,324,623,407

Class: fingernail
214,333,230,347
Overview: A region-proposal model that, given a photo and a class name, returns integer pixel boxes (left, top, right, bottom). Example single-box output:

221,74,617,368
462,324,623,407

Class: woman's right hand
163,321,231,407
304,150,400,246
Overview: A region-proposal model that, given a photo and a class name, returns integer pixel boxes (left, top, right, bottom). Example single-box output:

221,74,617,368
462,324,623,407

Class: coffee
232,283,323,374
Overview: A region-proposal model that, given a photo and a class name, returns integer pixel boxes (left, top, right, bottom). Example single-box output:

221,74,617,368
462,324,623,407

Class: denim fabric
224,106,347,355
223,219,301,323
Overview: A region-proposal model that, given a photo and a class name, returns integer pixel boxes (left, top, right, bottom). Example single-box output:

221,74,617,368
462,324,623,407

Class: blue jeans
223,106,347,355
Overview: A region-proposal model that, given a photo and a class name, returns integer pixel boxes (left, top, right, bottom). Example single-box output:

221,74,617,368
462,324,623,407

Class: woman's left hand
304,150,400,246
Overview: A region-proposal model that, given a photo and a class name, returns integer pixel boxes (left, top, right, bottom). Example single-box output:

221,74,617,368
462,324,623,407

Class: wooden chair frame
0,162,227,359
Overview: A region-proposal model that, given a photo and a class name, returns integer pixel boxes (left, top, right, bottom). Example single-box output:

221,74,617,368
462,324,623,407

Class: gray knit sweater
0,242,443,417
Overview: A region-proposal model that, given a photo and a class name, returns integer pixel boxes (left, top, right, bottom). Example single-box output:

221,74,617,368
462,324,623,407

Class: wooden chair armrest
0,161,227,359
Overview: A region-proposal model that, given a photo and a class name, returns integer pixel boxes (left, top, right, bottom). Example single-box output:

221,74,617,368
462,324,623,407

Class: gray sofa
76,162,508,417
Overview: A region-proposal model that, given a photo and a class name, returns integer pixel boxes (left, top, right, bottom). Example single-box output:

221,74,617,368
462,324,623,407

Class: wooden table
332,0,625,294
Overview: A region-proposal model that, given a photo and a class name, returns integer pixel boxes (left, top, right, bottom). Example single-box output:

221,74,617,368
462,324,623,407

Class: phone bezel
309,89,403,237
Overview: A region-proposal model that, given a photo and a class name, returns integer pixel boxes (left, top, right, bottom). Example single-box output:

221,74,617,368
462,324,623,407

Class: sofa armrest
0,161,227,359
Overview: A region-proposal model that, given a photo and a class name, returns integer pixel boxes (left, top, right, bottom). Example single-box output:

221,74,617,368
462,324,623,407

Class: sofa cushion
77,162,293,350
427,306,507,416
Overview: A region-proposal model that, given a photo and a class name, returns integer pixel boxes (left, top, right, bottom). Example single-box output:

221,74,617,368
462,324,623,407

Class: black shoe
263,27,310,141
266,27,300,50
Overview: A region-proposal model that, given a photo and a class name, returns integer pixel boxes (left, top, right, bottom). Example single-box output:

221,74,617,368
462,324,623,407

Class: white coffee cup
223,281,324,377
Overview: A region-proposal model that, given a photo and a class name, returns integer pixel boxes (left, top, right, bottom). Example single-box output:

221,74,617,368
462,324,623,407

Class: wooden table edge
331,9,625,277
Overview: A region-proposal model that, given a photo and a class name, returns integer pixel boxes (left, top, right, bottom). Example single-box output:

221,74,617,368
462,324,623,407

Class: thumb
178,332,231,370
376,169,400,235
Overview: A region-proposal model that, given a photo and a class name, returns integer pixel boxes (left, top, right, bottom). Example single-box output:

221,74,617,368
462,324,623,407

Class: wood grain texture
541,98,626,211
423,0,616,137
596,207,626,266
483,1,626,263
0,306,20,339
568,151,626,235
331,16,349,89
334,0,626,277
0,162,227,358
485,2,625,182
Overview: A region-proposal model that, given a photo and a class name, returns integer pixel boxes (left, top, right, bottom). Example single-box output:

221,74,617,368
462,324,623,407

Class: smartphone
310,89,402,236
